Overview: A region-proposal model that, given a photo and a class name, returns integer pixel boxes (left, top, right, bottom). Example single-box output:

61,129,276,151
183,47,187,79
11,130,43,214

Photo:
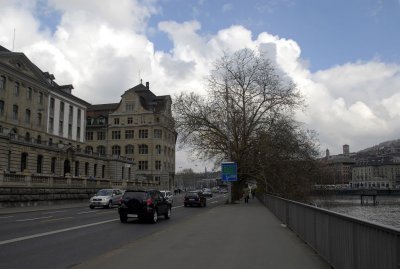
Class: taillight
146,198,153,206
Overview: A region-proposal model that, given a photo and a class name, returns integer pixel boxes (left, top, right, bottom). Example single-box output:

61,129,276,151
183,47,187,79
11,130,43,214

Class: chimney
326,149,330,158
146,82,149,89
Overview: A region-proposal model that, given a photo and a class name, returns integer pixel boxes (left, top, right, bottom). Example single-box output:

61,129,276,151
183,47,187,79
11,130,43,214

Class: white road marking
42,210,67,214
172,205,183,209
77,211,94,215
0,219,118,246
0,216,14,219
41,217,73,223
16,216,52,222
210,201,218,204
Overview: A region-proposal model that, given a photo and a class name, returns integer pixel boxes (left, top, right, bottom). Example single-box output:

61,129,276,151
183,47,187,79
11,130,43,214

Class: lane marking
0,216,14,219
77,211,94,215
210,201,218,204
42,210,67,214
95,211,115,215
0,219,118,246
172,205,183,209
41,217,73,223
16,216,52,222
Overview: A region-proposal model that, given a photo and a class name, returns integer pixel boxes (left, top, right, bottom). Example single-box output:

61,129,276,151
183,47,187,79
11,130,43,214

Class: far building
86,82,177,190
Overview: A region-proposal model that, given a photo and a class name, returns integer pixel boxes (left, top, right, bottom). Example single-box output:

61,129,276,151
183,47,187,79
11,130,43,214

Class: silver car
160,190,174,205
89,189,124,209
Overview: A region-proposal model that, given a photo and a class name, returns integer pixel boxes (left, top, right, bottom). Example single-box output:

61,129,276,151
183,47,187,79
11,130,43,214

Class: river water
311,195,400,230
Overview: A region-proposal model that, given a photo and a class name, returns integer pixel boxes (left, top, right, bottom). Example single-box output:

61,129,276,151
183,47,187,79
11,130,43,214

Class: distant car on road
184,191,207,207
160,190,174,204
89,189,124,209
202,188,213,197
119,190,172,223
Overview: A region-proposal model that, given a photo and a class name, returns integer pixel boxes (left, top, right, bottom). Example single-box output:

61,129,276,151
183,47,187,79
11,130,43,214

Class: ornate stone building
0,45,171,187
86,82,177,190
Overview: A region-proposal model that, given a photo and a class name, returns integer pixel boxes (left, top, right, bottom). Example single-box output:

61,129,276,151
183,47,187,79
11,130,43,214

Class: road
0,193,227,269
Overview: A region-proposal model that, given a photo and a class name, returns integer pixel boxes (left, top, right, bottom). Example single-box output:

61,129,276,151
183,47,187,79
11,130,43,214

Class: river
311,195,400,230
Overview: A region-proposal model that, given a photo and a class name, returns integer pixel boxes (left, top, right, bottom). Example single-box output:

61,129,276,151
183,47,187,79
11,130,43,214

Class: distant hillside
358,139,400,155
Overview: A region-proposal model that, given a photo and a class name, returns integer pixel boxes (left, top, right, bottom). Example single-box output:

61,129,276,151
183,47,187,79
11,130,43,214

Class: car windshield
96,190,112,196
123,191,148,200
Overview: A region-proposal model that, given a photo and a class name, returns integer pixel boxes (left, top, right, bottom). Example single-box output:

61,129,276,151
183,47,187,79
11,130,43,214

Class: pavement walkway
73,198,330,269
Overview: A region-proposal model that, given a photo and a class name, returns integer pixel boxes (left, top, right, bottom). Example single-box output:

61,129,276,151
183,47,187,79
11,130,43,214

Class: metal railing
259,194,400,269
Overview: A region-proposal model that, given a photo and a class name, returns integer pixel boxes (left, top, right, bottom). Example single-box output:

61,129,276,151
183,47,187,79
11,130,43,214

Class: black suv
118,190,171,223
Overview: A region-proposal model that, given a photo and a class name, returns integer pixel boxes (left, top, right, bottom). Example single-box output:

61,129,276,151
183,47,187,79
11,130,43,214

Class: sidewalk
74,198,330,269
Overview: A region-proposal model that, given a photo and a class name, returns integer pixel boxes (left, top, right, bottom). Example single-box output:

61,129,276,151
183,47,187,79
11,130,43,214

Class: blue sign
221,162,237,181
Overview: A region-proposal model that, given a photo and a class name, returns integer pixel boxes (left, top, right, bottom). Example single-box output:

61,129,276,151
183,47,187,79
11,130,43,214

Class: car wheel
119,214,127,223
107,200,112,209
150,210,158,224
184,203,187,207
89,205,94,209
164,207,171,219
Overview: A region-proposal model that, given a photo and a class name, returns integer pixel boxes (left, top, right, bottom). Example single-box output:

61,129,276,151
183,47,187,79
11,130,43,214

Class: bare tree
173,49,315,201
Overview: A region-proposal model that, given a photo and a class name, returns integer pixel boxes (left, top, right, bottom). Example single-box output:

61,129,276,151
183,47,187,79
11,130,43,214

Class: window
140,116,145,124
59,120,63,135
125,130,134,139
37,135,41,144
85,162,89,176
112,145,121,155
25,109,31,124
139,144,148,154
25,132,30,142
154,129,162,139
97,145,106,155
50,98,55,115
139,129,148,138
97,131,105,140
126,102,134,111
85,146,93,153
69,105,73,122
12,105,18,120
21,152,28,172
0,75,5,90
75,161,79,177
121,166,124,179
51,157,56,173
138,161,148,170
37,113,42,126
114,118,119,125
127,117,133,124
27,87,32,100
94,164,97,177
98,117,105,125
87,117,93,125
155,160,161,170
68,124,72,137
155,145,161,154
37,155,43,173
125,144,134,154
77,109,81,125
112,130,121,139
49,117,54,132
102,165,105,178
77,127,81,139
86,131,93,140
0,100,4,115
14,82,19,96
38,92,43,105
60,102,64,118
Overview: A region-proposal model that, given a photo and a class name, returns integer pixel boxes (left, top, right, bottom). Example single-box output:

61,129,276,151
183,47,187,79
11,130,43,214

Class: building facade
0,45,171,188
86,82,177,190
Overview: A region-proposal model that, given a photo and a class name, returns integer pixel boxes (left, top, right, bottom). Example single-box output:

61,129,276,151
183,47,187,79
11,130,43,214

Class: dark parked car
118,190,171,223
184,191,207,207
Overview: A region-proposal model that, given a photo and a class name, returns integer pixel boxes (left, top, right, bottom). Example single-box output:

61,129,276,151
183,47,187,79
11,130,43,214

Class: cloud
1,0,400,164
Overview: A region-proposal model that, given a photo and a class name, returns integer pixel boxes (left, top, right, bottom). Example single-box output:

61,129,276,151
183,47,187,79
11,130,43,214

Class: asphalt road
0,193,228,269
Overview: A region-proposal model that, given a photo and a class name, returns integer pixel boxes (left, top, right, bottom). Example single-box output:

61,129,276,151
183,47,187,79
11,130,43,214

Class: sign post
221,162,237,203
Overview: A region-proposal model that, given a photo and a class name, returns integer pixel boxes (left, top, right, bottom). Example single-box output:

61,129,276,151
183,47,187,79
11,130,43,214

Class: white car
160,190,174,205
89,189,124,209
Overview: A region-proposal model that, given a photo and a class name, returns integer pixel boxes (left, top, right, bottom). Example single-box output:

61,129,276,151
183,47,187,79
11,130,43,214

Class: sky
0,0,400,172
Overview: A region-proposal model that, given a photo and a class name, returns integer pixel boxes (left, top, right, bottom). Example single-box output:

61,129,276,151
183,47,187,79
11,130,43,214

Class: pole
225,79,232,204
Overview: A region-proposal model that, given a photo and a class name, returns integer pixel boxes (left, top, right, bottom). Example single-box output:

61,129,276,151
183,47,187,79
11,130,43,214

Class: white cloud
1,0,400,166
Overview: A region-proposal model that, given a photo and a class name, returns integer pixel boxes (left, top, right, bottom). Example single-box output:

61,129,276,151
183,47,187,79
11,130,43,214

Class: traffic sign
221,162,237,181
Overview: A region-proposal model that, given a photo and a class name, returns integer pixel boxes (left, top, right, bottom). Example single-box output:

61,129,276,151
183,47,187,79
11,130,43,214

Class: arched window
37,155,43,173
37,135,41,144
51,157,56,174
155,145,161,154
125,144,134,154
25,132,30,142
85,146,93,154
97,145,106,155
85,162,89,176
112,145,121,156
139,144,148,154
